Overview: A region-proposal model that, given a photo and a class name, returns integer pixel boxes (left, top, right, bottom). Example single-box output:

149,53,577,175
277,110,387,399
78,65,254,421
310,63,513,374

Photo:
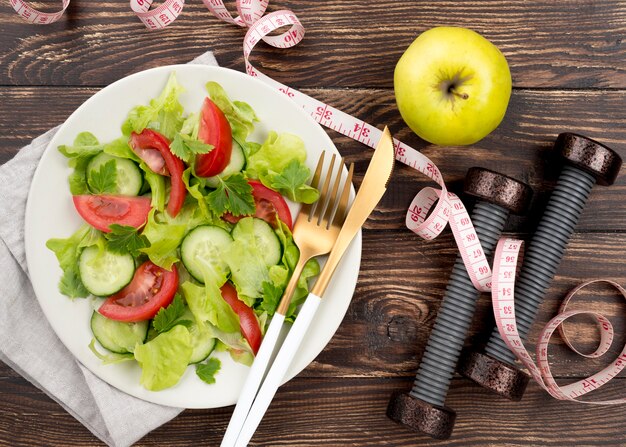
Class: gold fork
277,152,354,315
221,152,354,447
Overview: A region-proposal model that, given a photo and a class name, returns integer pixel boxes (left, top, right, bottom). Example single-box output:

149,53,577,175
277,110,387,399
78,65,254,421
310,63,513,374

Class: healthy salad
46,72,321,391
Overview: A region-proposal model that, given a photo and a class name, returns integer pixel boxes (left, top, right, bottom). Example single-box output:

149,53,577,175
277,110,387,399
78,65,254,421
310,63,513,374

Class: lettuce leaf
133,325,192,391
58,132,104,195
122,72,185,141
140,209,187,270
245,131,306,179
205,323,254,366
182,282,240,334
224,217,271,307
140,203,213,270
46,225,105,298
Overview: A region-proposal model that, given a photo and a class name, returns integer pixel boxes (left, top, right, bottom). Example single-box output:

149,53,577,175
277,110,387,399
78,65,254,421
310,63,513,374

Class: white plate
24,65,361,409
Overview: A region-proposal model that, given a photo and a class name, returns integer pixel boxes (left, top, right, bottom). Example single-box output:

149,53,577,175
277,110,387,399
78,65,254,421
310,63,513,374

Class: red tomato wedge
99,261,178,322
73,195,151,233
220,282,262,355
223,180,293,230
129,129,186,217
195,97,232,177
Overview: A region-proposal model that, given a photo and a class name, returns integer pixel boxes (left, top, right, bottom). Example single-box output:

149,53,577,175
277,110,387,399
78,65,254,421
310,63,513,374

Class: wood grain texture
1,1,626,88
1,373,626,446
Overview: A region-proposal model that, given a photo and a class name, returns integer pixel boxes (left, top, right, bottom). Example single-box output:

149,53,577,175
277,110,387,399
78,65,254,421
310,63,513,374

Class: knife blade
311,125,395,296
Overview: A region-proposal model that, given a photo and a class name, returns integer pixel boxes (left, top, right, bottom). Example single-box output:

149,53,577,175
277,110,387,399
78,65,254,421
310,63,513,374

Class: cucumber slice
90,311,148,354
87,152,143,196
181,225,234,283
204,140,246,188
232,217,282,266
182,310,216,364
79,245,135,296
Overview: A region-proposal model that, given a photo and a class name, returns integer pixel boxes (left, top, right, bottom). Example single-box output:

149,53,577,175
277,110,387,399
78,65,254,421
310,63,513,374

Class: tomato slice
220,282,262,355
129,129,186,217
195,97,232,177
223,180,293,230
99,261,178,322
73,195,151,233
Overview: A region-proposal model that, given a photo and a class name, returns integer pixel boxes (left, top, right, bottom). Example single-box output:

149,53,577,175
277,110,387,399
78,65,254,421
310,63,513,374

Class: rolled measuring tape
12,0,625,404
492,239,626,403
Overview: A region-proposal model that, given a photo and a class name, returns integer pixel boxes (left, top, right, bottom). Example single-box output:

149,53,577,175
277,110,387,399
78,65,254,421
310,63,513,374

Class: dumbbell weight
458,133,623,400
387,167,532,440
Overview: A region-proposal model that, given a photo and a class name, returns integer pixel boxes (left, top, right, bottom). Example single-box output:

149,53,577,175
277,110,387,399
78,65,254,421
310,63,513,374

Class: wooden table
2,1,626,445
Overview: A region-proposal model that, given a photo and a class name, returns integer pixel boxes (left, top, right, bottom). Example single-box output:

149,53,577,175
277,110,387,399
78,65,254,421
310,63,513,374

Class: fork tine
301,152,325,217
310,151,325,190
332,162,354,226
310,153,336,222
320,157,344,228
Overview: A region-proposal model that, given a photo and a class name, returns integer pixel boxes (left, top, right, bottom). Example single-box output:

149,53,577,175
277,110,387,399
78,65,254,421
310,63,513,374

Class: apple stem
449,88,469,100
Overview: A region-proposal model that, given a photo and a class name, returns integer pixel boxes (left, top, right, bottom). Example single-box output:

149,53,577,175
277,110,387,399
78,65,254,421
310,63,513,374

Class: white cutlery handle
221,314,286,447
234,293,322,447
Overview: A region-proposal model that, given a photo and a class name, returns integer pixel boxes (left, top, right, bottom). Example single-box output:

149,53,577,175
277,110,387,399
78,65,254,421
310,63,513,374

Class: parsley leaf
206,173,255,216
260,281,283,316
152,294,193,334
263,160,320,204
195,357,221,385
105,224,150,257
170,133,213,163
87,159,118,194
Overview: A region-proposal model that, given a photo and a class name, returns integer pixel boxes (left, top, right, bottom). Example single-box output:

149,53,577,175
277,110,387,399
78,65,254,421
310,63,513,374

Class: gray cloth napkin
0,51,219,447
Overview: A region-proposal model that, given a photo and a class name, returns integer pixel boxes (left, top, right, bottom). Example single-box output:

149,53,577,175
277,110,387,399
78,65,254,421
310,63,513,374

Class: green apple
394,27,512,146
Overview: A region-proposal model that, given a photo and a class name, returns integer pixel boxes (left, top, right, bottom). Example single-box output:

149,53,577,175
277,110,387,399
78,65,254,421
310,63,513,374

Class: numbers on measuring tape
492,239,626,404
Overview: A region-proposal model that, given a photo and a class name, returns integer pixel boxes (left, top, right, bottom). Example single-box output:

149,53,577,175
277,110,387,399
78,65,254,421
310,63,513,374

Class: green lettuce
140,209,187,270
46,225,105,298
246,131,305,178
205,323,254,366
140,204,213,270
133,325,192,391
224,217,271,307
58,132,104,195
182,282,240,334
122,72,185,141
245,132,318,204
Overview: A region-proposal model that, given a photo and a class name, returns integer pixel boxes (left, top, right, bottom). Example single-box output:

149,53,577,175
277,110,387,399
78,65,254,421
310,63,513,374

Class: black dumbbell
458,133,622,400
387,167,532,439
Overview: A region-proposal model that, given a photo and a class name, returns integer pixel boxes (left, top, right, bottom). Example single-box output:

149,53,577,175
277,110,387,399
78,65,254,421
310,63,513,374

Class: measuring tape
492,239,626,403
12,0,624,404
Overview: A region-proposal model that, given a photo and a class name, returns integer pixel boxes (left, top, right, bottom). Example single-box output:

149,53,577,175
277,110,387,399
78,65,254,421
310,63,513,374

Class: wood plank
2,87,625,231
0,375,625,446
1,1,626,88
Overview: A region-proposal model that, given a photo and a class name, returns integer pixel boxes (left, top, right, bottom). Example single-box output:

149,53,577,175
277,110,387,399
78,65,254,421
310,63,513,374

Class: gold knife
232,126,395,447
312,125,395,297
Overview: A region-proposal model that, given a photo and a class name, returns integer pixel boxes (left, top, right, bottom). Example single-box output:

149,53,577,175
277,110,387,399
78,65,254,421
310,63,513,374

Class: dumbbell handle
484,165,596,364
412,200,509,406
